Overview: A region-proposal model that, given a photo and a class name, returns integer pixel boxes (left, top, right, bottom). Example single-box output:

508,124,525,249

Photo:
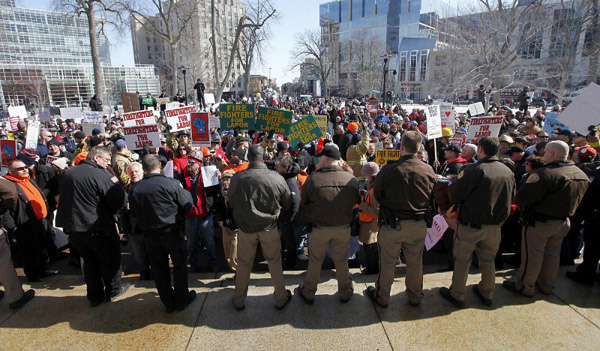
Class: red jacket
182,174,209,218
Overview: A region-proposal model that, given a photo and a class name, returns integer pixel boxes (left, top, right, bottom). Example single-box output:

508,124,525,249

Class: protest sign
8,105,28,120
60,107,83,122
255,106,293,135
190,112,209,145
122,110,156,127
468,102,486,116
204,93,215,106
36,108,52,122
8,116,19,131
543,112,569,134
425,104,442,140
156,97,170,105
82,122,105,137
466,116,503,142
557,83,600,135
287,114,323,148
219,104,255,130
165,106,195,132
437,102,455,131
83,111,103,123
313,114,328,138
375,149,401,166
209,115,220,130
25,121,40,149
0,140,17,165
46,155,59,165
449,137,464,148
121,92,141,113
425,214,449,251
123,124,160,150
201,165,220,187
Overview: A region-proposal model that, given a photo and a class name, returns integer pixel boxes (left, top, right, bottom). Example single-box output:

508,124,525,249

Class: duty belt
533,213,567,222
459,221,482,229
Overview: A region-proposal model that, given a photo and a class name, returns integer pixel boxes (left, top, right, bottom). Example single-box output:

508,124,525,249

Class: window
420,50,428,81
399,52,407,81
520,23,542,59
409,50,417,81
549,9,577,58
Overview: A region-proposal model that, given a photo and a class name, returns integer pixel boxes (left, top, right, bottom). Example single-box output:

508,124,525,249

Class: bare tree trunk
587,0,599,85
170,43,178,96
210,0,221,102
85,3,104,103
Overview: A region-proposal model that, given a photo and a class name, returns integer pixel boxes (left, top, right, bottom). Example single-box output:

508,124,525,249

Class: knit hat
51,157,70,171
17,149,37,166
92,128,102,136
361,162,380,177
348,122,359,131
276,141,289,152
74,131,86,139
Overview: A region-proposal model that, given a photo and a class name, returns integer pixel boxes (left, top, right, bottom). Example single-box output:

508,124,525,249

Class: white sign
59,107,83,121
468,102,486,116
123,124,160,150
201,165,220,187
82,122,105,137
425,104,442,140
36,108,51,122
122,110,156,127
25,121,40,149
8,105,28,120
165,106,195,132
204,93,215,106
437,102,455,132
425,214,449,251
83,111,103,123
209,115,220,130
557,83,600,135
466,116,504,143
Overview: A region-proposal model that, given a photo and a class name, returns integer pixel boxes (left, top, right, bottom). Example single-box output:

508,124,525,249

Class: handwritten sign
375,149,401,166
426,104,442,140
0,139,17,165
425,214,449,251
437,102,455,131
219,104,255,130
122,110,156,127
83,111,103,123
156,97,170,105
190,112,209,145
287,114,323,148
468,102,486,116
8,105,28,120
25,121,40,149
165,106,195,132
59,107,83,121
209,115,220,130
123,124,160,150
466,116,503,143
8,116,19,131
255,106,293,135
201,165,220,187
543,112,569,134
313,114,328,137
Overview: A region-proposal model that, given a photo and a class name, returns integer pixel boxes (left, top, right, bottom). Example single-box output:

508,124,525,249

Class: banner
123,124,160,150
122,110,156,127
466,116,504,143
25,121,40,149
36,108,52,122
543,112,569,134
0,140,17,165
255,106,293,135
191,112,209,145
375,149,401,166
82,122,105,137
219,104,255,130
165,106,195,132
468,102,486,116
313,114,328,137
425,104,442,140
83,111,103,123
8,105,28,120
437,102,455,131
287,114,323,148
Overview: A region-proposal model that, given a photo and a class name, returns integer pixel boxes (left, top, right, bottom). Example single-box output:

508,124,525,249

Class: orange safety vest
359,188,376,223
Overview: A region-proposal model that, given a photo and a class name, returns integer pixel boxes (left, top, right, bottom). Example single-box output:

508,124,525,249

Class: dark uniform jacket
301,165,359,227
449,156,515,225
374,154,436,218
56,160,127,233
128,173,193,233
4,177,48,230
515,161,589,218
227,163,291,233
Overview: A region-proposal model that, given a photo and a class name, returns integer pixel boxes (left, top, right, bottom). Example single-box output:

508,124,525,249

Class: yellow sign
313,115,327,137
375,149,401,166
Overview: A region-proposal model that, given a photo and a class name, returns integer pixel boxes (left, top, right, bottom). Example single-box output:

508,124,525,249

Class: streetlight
268,67,272,88
179,66,188,103
382,57,397,108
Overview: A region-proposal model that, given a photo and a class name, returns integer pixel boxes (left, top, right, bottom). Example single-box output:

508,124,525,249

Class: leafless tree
290,29,334,97
344,31,385,97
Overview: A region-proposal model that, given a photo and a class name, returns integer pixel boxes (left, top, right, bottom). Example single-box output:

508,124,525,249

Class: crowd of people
0,89,598,314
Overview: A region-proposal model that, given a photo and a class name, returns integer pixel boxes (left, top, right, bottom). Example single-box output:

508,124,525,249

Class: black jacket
337,131,354,161
89,97,103,112
280,162,301,220
4,178,48,231
56,160,127,233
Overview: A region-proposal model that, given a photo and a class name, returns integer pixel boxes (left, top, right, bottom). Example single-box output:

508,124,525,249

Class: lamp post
179,66,188,103
382,57,397,108
268,67,272,88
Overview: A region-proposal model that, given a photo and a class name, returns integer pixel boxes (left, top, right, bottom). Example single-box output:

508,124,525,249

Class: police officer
56,146,129,307
504,141,589,296
365,131,435,308
128,155,196,312
440,137,515,308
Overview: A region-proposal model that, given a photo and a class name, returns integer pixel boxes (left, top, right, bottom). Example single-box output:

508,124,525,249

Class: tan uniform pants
233,229,288,308
450,224,501,302
219,222,238,271
375,221,426,305
515,219,570,296
0,229,24,303
302,225,353,300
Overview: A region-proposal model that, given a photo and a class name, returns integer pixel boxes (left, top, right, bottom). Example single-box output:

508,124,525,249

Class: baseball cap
446,144,461,154
315,143,341,160
115,139,127,150
576,146,597,162
91,128,102,136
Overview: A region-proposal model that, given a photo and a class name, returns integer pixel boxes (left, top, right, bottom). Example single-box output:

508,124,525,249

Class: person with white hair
503,140,589,297
461,143,478,164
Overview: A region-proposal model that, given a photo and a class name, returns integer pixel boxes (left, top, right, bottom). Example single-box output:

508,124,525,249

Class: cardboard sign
209,115,220,130
0,139,17,165
83,111,103,123
255,106,293,135
425,104,443,140
8,105,28,120
375,149,401,166
59,107,83,121
190,112,209,145
36,108,52,122
82,122,105,137
25,121,40,149
121,92,141,113
425,214,449,251
122,110,156,127
201,165,220,187
466,116,504,142
557,83,600,135
156,97,170,105
123,124,160,150
543,112,569,134
9,116,19,131
219,104,255,130
468,102,486,116
165,106,195,132
313,114,328,138
287,114,323,148
437,102,455,131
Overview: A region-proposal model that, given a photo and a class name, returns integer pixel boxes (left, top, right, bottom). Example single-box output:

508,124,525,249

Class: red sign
1,140,17,165
190,112,209,145
9,116,19,131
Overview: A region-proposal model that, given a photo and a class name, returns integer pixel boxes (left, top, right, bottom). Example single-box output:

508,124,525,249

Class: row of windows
399,50,429,82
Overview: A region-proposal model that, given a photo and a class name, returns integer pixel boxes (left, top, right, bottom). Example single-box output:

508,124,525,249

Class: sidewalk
0,265,599,350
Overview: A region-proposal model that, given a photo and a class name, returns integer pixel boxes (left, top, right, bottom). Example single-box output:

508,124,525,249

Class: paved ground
1,259,599,351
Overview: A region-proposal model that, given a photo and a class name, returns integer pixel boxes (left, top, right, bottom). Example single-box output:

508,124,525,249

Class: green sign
219,104,255,130
287,114,323,148
255,106,293,135
141,98,154,105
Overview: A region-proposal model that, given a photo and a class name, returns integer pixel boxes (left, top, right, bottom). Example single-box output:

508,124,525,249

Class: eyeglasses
187,160,196,165
538,135,549,139
12,166,27,171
